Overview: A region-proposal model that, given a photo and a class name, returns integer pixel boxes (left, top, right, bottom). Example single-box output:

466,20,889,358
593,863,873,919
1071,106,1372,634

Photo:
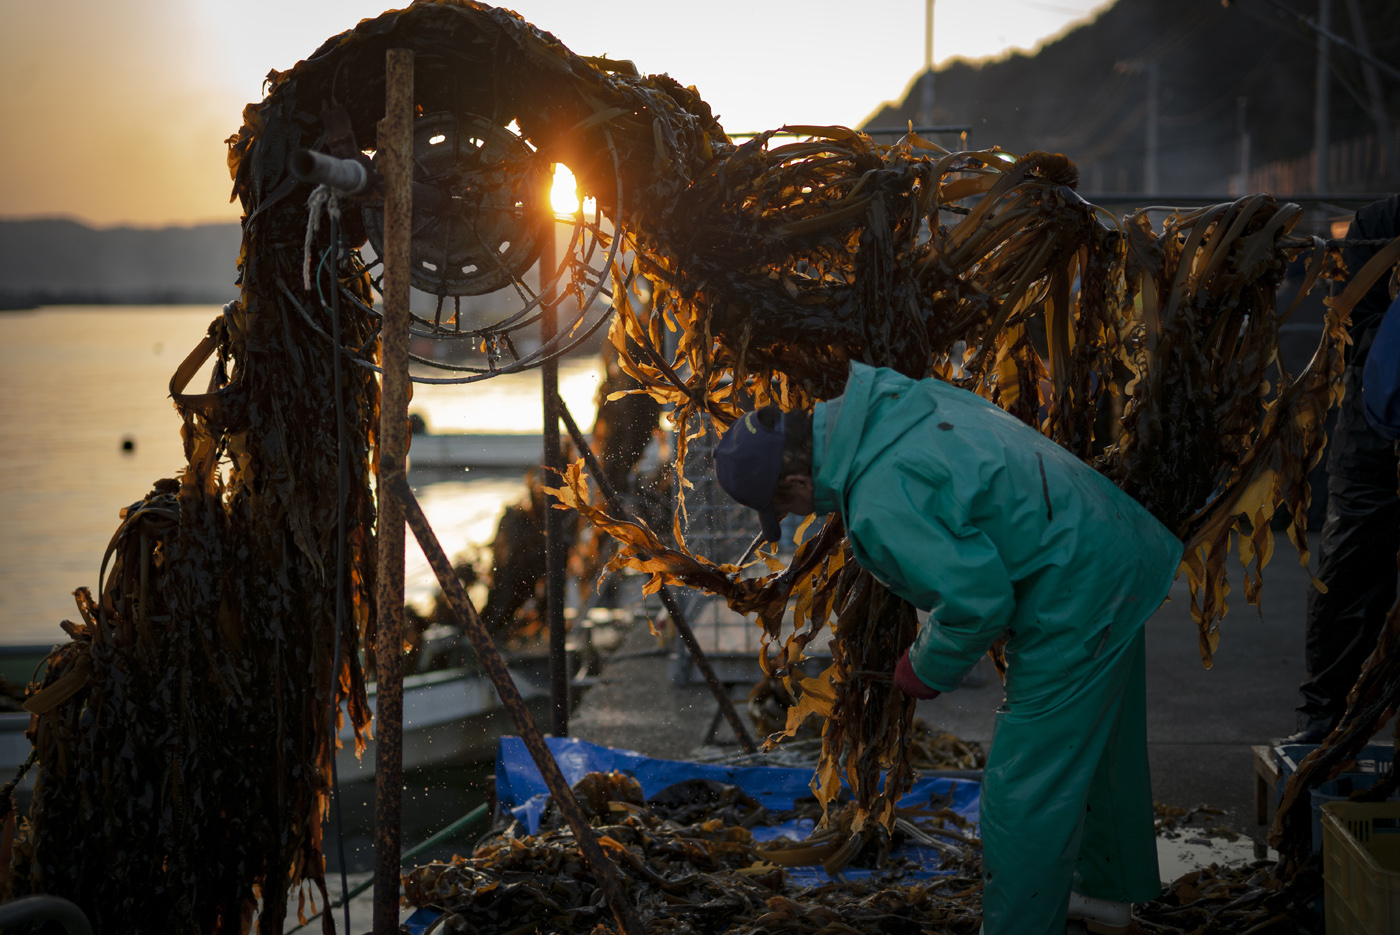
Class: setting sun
550,164,580,215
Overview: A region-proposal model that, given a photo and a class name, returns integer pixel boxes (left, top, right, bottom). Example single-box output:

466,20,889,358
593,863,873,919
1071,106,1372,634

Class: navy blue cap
714,409,786,544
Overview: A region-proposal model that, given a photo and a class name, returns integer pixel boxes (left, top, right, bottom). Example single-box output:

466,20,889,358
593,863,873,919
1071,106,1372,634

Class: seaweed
10,2,1400,927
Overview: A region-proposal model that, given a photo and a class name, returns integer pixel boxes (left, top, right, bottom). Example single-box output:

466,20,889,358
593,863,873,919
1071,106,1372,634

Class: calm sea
0,306,601,646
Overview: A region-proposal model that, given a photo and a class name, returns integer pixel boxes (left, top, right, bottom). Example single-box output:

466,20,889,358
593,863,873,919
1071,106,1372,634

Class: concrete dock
571,533,1333,849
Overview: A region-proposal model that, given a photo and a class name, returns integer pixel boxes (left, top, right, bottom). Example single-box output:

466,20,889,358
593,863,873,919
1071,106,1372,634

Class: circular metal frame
362,112,552,297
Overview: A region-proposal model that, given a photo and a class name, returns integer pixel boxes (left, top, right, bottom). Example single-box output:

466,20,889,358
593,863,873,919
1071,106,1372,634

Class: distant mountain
0,218,242,309
865,0,1399,194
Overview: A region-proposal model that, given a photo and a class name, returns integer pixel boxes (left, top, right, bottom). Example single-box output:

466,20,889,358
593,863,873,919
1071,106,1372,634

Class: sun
550,164,580,215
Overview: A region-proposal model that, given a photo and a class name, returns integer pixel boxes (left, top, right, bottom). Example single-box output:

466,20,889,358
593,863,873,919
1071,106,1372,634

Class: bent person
714,361,1182,935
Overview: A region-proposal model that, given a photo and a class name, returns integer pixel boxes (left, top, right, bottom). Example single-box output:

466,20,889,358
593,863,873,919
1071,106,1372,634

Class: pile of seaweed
404,770,984,935
405,772,1326,935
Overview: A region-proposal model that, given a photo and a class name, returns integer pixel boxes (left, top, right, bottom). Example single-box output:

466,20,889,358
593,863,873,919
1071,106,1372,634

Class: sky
0,0,1112,228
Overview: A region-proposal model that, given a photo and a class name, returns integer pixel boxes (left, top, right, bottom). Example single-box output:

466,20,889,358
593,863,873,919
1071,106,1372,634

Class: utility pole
1313,0,1331,192
1236,97,1252,194
1343,0,1398,181
1144,60,1160,195
920,0,936,124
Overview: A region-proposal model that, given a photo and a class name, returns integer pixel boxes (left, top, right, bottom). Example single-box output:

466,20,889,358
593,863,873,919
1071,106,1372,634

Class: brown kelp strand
1271,589,1400,868
403,771,986,935
405,773,1309,935
1133,860,1324,935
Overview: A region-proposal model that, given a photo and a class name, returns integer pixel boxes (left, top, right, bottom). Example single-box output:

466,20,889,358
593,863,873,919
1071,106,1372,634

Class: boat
407,432,545,470
334,665,552,781
0,645,555,791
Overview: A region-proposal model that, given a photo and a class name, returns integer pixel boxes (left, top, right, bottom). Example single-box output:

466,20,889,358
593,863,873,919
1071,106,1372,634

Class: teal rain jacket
811,363,1182,934
812,362,1180,705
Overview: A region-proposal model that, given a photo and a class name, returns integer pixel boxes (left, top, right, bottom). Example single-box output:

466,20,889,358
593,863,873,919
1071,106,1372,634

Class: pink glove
894,649,941,700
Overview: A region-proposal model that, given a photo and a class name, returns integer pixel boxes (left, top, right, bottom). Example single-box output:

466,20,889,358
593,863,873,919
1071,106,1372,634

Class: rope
304,180,353,934
304,185,341,292
1325,238,1398,249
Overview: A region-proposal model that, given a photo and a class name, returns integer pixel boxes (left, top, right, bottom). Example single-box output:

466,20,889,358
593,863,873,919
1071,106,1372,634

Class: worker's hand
894,649,940,700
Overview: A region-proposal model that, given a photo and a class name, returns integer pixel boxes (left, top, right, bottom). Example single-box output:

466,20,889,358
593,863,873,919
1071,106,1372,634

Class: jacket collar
812,362,877,515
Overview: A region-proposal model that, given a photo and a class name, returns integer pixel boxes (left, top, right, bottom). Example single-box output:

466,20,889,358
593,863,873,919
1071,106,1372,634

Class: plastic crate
1275,744,1397,852
1320,801,1400,934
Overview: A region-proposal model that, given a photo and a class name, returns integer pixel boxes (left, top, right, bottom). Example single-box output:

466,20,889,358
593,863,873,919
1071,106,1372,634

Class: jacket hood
812,362,938,516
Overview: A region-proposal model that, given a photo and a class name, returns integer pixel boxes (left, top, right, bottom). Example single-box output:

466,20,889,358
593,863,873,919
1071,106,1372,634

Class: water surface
0,306,598,645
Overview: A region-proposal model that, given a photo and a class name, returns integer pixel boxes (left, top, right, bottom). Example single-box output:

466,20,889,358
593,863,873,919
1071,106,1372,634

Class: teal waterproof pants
978,628,1160,935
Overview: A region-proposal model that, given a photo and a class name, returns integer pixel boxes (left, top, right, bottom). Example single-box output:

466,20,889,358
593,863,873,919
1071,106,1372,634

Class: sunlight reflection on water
0,306,598,645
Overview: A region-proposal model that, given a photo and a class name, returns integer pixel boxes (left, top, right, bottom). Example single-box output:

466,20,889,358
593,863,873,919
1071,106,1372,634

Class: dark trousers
1299,356,1400,729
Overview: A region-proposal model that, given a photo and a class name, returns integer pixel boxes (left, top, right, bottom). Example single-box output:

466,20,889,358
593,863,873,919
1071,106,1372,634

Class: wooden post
542,203,570,736
390,475,645,935
373,47,413,935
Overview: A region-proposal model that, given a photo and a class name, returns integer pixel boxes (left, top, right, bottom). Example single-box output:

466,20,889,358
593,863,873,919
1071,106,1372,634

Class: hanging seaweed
555,141,1391,836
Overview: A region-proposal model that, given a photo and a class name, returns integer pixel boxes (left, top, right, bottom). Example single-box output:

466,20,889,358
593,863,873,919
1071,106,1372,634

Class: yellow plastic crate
1321,801,1400,934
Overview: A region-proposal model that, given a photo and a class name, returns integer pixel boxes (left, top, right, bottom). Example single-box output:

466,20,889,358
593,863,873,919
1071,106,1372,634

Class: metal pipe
920,0,935,126
1144,61,1159,196
372,46,413,935
289,148,459,215
1236,97,1251,194
390,474,646,935
554,402,758,754
289,148,373,195
542,212,570,736
1251,0,1400,83
1342,0,1398,181
1314,0,1331,193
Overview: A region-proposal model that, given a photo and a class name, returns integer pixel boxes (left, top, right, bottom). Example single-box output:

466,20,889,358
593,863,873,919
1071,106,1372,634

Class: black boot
1279,712,1338,746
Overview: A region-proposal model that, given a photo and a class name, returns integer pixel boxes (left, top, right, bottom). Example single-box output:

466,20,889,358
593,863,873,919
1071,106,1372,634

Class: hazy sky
0,0,1110,227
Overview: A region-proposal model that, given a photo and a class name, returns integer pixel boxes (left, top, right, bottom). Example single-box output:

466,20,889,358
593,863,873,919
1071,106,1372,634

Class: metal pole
1314,0,1331,193
554,400,758,754
391,475,645,935
1237,97,1251,194
1343,0,1397,181
542,198,570,737
1144,61,1160,196
373,46,413,935
919,0,936,125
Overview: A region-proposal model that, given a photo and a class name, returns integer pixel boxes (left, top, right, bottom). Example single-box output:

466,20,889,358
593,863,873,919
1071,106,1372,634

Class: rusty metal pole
390,475,645,935
554,401,758,754
541,201,570,735
373,47,413,935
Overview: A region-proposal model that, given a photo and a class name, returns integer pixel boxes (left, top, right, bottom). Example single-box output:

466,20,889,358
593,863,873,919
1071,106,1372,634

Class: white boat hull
407,433,544,470
335,666,551,781
0,668,552,794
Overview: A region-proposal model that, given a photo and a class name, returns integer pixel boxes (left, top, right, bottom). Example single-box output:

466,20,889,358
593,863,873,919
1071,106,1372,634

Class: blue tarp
405,737,980,933
497,735,980,885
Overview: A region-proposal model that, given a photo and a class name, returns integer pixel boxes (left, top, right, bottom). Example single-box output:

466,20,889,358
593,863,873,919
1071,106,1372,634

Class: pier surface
571,536,1328,850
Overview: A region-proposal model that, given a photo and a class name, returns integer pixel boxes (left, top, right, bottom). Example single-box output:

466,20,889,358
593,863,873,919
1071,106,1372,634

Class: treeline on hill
866,0,1400,194
0,218,242,310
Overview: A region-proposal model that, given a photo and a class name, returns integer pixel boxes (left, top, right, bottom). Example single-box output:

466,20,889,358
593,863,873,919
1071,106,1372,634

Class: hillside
865,0,1400,194
0,218,241,309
